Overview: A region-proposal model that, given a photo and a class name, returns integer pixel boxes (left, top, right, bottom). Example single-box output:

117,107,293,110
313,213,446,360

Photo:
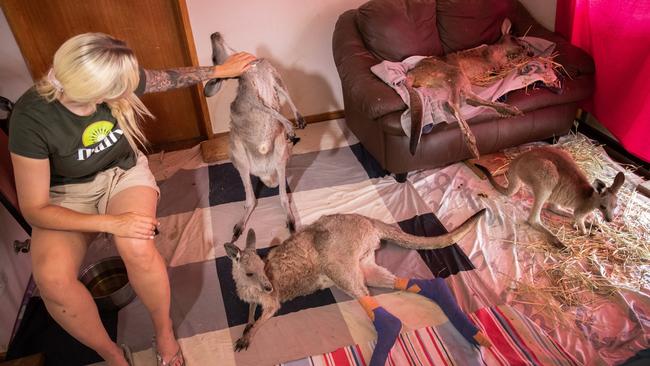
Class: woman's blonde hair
36,33,153,149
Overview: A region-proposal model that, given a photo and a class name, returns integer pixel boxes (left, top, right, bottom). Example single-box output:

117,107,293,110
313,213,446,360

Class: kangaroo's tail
474,164,513,196
405,84,423,156
374,209,486,250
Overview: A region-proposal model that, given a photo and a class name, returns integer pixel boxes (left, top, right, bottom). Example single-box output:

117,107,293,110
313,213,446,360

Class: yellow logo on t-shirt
82,120,115,147
76,120,125,161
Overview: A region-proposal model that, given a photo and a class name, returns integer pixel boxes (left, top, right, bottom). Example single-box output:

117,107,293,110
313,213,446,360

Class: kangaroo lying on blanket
204,33,306,241
225,209,491,366
475,147,625,248
405,18,558,157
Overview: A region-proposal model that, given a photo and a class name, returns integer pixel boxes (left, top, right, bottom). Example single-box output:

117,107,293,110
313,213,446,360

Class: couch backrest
437,0,516,53
357,0,443,61
356,0,516,60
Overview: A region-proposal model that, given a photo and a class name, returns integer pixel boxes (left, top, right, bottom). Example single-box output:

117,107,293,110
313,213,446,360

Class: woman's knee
33,267,79,304
116,238,159,272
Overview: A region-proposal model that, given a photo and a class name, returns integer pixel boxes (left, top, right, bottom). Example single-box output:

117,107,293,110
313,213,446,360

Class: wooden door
1,0,212,152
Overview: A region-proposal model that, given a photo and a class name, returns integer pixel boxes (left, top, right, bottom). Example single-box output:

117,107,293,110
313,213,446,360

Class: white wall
520,0,557,31
186,0,368,133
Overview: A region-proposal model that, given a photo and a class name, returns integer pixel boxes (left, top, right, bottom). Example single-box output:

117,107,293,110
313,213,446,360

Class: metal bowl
79,256,135,311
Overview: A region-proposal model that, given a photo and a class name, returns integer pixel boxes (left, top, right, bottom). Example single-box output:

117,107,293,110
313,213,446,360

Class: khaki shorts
49,153,160,215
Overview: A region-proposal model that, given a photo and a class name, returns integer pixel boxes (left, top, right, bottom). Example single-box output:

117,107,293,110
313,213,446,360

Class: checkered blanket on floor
108,120,578,366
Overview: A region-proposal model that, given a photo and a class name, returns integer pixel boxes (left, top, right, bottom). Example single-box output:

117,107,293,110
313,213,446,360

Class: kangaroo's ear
610,172,625,193
593,179,607,194
224,243,241,261
204,79,223,97
501,18,512,36
246,229,256,250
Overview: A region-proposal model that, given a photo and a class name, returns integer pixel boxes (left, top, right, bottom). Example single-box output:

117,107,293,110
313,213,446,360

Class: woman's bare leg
31,228,127,366
107,186,181,365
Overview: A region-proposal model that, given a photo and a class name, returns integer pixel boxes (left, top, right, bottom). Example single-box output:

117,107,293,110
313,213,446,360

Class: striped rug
284,306,580,366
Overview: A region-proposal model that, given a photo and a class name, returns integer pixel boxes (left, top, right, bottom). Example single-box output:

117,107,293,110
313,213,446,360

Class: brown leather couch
333,0,595,181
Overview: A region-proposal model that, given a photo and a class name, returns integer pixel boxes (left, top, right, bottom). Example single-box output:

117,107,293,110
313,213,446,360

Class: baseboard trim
297,110,345,124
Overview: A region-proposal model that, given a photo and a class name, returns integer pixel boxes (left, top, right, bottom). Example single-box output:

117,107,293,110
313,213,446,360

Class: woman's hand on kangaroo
212,52,257,78
105,212,159,239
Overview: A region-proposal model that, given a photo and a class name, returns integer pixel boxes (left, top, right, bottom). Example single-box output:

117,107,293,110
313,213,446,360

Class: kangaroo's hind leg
546,203,573,218
361,260,397,289
361,259,492,348
443,100,480,159
465,92,523,117
273,135,296,233
528,183,565,249
326,264,401,366
231,139,257,241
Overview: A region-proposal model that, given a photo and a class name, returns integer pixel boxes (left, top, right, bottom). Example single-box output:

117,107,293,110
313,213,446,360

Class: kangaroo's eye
600,205,607,209
246,273,253,277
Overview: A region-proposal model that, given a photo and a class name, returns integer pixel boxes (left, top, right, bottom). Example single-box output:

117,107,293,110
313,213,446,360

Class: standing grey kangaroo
204,32,306,241
475,147,625,248
224,209,490,365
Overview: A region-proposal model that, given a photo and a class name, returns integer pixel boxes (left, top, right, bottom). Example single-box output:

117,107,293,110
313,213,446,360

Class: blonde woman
8,33,255,366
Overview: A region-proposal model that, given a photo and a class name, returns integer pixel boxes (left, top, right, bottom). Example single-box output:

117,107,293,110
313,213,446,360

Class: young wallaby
204,32,306,241
225,209,490,365
475,147,625,248
405,19,530,156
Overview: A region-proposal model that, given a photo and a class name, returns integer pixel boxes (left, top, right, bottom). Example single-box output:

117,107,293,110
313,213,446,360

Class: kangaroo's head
519,59,561,89
204,32,236,97
496,18,533,60
224,229,274,293
592,172,626,222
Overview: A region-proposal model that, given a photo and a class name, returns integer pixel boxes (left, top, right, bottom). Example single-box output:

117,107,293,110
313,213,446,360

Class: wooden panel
0,0,211,152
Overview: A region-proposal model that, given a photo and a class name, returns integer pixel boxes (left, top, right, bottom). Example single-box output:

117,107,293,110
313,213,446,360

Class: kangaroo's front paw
296,113,307,129
288,134,301,145
572,222,591,236
232,223,243,241
587,222,600,233
495,105,523,117
234,337,250,352
287,219,296,233
511,107,524,116
549,236,566,250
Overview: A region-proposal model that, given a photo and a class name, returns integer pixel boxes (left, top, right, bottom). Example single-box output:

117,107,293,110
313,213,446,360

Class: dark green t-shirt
8,71,147,186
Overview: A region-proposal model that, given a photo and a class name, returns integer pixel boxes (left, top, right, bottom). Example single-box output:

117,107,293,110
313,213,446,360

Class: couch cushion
357,0,443,62
436,0,516,54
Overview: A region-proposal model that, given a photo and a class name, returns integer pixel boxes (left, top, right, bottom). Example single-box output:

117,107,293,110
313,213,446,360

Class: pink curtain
556,0,650,162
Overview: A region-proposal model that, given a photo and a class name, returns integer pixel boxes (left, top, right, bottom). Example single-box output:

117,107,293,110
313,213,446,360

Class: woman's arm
143,51,257,93
11,153,158,239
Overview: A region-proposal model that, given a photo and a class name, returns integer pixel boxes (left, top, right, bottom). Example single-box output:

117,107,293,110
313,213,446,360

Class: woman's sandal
152,337,185,366
120,343,135,366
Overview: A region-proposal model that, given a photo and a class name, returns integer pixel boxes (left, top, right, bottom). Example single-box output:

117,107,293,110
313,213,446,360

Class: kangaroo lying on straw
225,209,490,365
204,32,306,241
475,147,625,248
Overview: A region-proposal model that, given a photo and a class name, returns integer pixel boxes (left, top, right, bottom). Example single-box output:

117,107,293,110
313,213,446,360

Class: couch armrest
333,10,406,120
512,1,594,78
